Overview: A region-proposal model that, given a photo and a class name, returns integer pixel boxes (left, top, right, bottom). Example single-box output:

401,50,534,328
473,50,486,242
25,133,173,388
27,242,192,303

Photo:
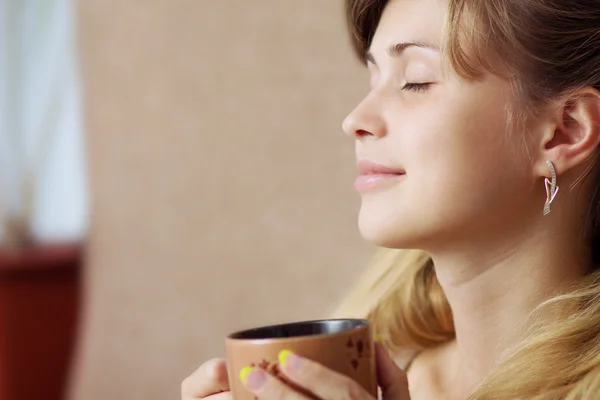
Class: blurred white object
0,0,88,245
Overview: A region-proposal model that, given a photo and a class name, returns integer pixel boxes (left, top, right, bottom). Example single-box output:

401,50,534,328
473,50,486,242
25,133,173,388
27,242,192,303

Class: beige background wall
69,2,372,399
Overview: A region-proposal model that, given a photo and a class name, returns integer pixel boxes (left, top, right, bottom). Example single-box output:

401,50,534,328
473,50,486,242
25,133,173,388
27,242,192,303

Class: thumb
375,342,411,400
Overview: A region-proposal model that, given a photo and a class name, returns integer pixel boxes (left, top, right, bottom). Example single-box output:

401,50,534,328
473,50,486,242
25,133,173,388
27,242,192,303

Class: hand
182,358,232,400
239,342,411,400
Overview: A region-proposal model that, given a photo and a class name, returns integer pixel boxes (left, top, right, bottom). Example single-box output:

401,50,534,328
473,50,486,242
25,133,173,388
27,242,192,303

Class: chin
357,206,419,249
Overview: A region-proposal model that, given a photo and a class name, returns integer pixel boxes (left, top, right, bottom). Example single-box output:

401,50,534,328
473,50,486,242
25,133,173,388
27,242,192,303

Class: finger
181,358,230,398
278,350,371,400
183,391,233,400
375,343,410,400
240,366,309,400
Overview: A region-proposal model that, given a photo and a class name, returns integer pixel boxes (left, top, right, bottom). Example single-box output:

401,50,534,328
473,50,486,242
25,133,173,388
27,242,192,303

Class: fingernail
239,367,266,390
278,349,304,372
376,335,384,344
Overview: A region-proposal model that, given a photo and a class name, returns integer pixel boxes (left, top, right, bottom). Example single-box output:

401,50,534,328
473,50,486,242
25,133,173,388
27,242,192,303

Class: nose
342,92,386,139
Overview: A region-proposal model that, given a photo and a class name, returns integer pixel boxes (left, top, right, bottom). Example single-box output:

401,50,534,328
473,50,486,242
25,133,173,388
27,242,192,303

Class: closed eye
402,82,432,92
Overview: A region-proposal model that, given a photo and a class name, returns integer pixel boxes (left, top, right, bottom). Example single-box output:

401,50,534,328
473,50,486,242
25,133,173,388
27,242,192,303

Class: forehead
369,0,446,55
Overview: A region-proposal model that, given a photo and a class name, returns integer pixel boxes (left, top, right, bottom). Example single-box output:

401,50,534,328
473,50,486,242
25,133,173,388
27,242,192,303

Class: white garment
0,0,88,243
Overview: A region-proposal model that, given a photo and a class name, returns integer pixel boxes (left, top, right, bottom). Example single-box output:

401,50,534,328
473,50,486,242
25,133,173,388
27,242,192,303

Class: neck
428,221,590,393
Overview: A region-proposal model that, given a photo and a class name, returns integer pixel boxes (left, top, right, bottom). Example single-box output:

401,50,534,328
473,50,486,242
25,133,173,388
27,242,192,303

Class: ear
534,88,600,180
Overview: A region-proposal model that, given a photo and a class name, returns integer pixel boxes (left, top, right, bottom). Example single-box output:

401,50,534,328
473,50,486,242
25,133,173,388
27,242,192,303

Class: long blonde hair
334,0,600,398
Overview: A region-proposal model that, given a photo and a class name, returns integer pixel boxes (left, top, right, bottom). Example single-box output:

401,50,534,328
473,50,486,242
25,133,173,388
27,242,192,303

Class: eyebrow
365,41,440,64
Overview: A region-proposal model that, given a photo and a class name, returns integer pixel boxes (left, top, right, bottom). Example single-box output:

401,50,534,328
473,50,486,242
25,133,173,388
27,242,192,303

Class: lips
354,160,405,192
356,160,405,175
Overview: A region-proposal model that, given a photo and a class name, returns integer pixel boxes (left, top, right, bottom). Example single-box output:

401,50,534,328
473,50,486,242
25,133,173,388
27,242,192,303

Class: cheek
357,79,532,248
399,95,519,218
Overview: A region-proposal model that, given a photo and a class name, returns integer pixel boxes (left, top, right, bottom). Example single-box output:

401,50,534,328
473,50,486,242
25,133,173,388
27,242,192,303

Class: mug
225,319,377,400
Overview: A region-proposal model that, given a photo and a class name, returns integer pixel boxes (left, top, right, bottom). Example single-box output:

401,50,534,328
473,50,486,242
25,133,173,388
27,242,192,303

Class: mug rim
226,318,370,343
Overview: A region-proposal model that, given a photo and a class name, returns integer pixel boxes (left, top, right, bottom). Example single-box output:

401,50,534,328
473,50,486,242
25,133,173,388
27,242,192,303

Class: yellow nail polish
376,335,384,343
239,366,254,383
278,349,293,367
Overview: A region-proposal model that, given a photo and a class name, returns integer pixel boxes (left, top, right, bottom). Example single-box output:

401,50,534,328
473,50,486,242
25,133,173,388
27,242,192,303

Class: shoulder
394,341,454,397
392,348,419,371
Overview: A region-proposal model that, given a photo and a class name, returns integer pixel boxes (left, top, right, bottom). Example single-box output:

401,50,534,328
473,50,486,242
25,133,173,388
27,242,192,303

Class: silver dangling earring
544,160,559,216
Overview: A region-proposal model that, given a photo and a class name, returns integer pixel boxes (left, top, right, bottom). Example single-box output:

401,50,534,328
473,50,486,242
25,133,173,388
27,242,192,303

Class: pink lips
354,160,405,192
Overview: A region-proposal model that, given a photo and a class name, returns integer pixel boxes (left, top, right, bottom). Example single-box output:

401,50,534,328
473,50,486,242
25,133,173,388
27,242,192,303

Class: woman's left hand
239,342,411,400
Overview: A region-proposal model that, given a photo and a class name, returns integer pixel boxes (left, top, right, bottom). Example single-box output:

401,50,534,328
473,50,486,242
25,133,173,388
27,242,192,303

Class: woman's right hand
182,358,232,400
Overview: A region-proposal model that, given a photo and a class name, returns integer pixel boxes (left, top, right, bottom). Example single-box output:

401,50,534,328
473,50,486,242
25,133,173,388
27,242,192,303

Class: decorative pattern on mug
345,336,371,369
251,359,284,377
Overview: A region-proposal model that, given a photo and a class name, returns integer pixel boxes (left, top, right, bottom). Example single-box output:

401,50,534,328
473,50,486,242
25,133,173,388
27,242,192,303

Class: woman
182,0,600,398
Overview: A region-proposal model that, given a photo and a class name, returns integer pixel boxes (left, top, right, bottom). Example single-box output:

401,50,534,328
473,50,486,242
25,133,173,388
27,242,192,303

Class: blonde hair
335,0,600,398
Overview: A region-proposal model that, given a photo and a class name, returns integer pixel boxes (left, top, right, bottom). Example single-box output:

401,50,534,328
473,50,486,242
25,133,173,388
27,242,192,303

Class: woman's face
343,0,536,250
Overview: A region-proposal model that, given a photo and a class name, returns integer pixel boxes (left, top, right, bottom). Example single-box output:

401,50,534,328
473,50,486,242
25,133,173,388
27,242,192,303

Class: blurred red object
0,243,81,400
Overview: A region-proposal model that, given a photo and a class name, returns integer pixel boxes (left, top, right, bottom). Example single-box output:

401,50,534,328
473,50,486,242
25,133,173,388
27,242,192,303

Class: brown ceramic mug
225,319,377,400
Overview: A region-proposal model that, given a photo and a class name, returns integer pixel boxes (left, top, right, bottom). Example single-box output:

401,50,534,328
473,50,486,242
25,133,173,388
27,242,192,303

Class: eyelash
402,82,432,92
